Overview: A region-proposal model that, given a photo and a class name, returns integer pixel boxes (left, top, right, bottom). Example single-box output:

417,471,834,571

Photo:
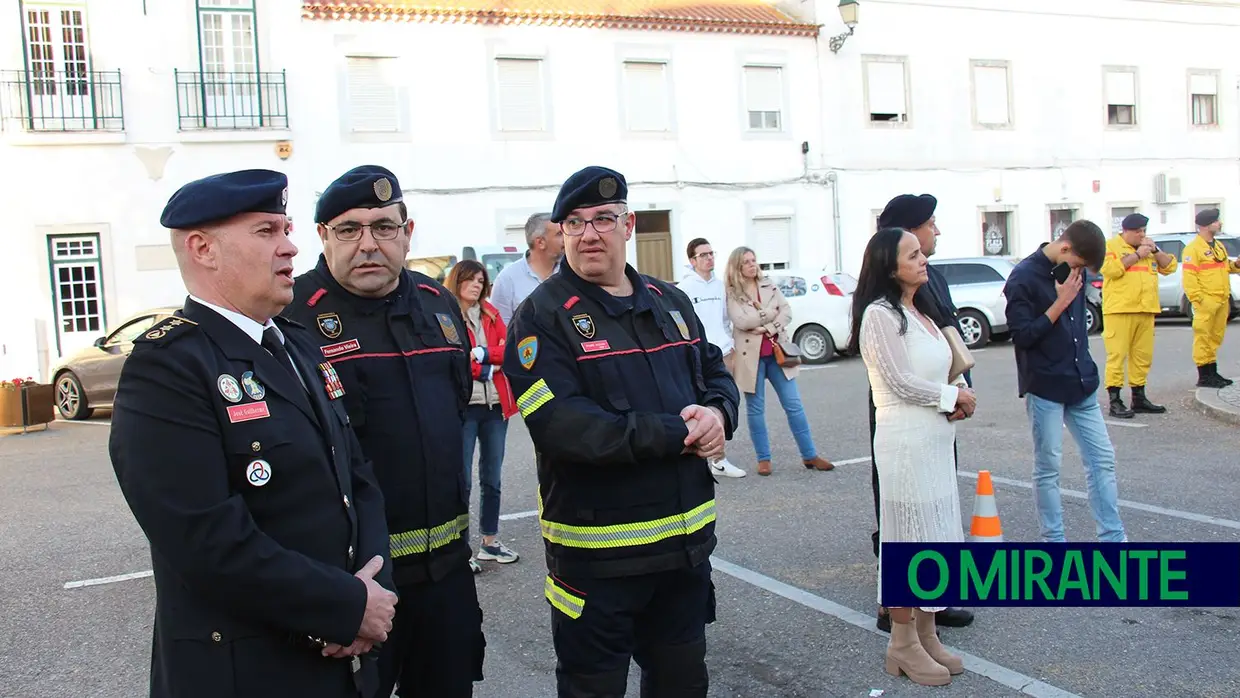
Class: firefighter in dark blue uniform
283,166,485,697
109,169,398,698
502,166,741,698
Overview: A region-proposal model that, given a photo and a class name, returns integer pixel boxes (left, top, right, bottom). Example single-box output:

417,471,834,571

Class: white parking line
64,570,152,589
55,419,111,426
499,510,538,521
710,557,1083,698
1103,419,1148,428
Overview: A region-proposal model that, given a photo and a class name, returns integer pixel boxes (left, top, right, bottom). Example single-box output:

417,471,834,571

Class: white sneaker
709,458,746,478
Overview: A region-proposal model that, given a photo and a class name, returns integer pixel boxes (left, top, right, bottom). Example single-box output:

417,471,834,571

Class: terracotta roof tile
302,0,819,37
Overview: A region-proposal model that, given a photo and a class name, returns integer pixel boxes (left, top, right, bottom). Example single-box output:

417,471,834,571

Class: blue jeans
1025,393,1126,543
462,404,508,537
745,355,817,462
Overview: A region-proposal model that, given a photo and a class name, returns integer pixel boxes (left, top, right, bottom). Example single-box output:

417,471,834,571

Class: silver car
927,257,1015,350
1144,233,1240,318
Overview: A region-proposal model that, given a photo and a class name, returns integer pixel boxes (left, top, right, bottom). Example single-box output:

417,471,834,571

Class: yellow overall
1100,235,1176,388
1181,235,1240,366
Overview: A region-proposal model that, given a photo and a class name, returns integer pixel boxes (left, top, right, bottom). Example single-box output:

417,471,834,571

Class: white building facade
2,0,1238,381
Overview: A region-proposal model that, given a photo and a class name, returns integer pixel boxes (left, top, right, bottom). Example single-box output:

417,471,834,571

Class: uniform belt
539,500,716,550
544,538,717,579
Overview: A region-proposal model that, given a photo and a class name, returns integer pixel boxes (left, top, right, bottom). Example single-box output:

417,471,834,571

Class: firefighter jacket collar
312,253,423,319
560,259,657,317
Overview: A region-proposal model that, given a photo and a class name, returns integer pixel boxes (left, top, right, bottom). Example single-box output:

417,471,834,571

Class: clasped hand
949,387,977,422
681,404,725,460
321,555,398,659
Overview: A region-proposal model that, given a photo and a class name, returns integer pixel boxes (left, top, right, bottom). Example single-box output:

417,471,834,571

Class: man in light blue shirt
491,212,564,324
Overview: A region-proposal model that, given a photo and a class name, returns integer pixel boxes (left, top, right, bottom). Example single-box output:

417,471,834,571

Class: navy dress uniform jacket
284,259,474,586
502,262,741,579
109,298,392,698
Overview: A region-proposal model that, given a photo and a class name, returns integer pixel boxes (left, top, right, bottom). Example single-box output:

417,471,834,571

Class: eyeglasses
325,221,405,242
694,251,715,259
561,212,626,236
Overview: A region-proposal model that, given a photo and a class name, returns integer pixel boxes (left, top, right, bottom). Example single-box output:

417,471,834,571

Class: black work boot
1108,387,1134,418
1199,364,1229,388
1213,363,1235,387
1129,386,1166,414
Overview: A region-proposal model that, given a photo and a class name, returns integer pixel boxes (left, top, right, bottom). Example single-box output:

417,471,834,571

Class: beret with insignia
160,169,288,230
1195,207,1220,227
315,165,404,224
877,193,937,231
1121,213,1149,231
550,166,628,223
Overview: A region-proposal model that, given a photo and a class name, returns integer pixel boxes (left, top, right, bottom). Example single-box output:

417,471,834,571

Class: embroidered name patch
581,340,611,353
227,402,270,423
321,338,361,358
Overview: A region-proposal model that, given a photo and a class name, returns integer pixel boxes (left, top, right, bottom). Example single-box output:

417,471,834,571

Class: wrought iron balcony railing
0,69,124,132
175,69,289,130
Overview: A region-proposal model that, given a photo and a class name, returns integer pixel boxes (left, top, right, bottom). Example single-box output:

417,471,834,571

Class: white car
928,257,1017,350
765,269,856,364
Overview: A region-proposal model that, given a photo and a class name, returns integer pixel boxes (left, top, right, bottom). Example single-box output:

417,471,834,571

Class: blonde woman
725,247,834,476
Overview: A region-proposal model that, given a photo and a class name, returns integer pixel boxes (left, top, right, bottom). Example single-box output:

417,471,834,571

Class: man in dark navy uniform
283,165,484,698
109,169,398,698
502,166,741,698
868,193,975,632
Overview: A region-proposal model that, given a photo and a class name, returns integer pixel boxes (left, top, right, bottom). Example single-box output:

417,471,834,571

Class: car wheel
794,324,836,365
956,310,990,350
55,371,93,421
1085,302,1102,334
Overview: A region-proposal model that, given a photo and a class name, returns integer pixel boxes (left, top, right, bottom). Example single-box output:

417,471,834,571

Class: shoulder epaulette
306,288,327,307
417,283,441,296
137,316,198,344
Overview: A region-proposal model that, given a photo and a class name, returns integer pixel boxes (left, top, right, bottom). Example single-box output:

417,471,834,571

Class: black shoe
876,608,891,633
1198,364,1229,388
935,607,975,627
1129,386,1166,414
1213,363,1235,387
1108,387,1134,418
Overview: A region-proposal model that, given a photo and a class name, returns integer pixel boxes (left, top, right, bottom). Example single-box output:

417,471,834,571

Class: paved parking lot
2,319,1238,698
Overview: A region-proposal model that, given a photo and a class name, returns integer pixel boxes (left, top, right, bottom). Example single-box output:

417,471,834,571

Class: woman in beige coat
725,247,834,476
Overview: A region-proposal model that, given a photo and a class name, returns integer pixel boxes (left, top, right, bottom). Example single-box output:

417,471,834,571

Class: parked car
50,306,182,420
1083,268,1104,334
928,257,1015,350
1144,233,1240,319
765,269,856,364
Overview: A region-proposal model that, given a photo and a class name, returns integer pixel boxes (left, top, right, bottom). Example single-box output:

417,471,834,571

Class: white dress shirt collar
189,295,284,345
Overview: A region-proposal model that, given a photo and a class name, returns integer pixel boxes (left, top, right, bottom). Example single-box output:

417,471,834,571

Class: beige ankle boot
885,617,951,686
915,609,964,675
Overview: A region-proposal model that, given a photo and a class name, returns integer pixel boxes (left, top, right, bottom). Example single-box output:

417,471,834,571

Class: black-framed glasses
325,221,405,242
561,212,625,236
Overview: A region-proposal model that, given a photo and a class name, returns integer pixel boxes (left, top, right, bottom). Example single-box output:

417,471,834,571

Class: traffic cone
969,470,1004,542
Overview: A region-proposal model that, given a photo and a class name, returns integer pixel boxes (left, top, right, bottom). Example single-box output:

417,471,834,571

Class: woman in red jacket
446,260,520,573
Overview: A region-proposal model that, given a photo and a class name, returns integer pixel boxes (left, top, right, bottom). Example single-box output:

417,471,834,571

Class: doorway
635,210,674,282
47,233,105,357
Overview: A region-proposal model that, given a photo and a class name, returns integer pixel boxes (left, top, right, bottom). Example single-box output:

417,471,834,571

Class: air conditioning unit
1153,173,1182,204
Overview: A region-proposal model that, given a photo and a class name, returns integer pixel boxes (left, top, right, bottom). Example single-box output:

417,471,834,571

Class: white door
198,4,259,128
22,5,93,130
48,235,105,359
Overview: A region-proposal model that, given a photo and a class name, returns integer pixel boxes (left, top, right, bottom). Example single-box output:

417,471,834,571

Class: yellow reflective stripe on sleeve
518,378,554,418
544,576,585,619
389,514,470,558
540,500,716,549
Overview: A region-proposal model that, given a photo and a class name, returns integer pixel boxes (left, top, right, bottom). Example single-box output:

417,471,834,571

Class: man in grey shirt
491,212,564,324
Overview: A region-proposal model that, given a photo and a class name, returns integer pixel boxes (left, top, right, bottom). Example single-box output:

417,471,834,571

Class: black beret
550,166,628,223
315,165,404,224
1121,213,1149,230
160,169,288,229
1195,208,1220,227
877,194,937,230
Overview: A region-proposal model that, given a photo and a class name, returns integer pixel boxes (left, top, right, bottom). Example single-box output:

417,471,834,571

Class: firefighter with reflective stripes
502,166,741,698
1182,207,1240,387
284,166,484,697
1099,212,1177,417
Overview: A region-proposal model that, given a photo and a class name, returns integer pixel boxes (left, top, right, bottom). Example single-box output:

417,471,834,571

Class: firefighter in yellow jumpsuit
1182,207,1240,388
1100,213,1178,417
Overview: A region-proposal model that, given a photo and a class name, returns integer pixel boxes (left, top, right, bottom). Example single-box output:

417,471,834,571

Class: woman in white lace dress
846,228,977,687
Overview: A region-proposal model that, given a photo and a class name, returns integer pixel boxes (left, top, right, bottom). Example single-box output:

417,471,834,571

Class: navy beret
550,166,628,223
1195,207,1220,227
877,194,937,231
315,165,404,224
1121,213,1149,230
160,169,288,229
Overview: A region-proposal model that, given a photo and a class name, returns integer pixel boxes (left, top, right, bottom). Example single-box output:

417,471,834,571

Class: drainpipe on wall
826,170,842,272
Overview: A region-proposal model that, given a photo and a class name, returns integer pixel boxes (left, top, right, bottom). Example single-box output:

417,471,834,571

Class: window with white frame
622,60,670,132
1189,72,1218,127
1049,208,1078,241
495,57,545,132
23,5,89,97
863,57,908,124
981,211,1012,256
1109,206,1137,234
1104,68,1137,126
743,65,783,131
504,225,526,246
971,60,1011,127
345,57,400,133
752,216,792,269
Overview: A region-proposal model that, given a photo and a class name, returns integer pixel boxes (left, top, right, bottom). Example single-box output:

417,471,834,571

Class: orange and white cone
969,470,1004,542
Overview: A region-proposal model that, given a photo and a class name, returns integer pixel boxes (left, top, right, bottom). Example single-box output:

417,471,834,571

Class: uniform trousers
378,560,485,698
1103,312,1156,388
547,560,716,698
1191,297,1230,366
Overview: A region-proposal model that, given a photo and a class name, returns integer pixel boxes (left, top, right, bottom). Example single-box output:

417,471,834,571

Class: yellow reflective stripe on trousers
544,576,585,619
389,514,470,558
540,500,716,549
518,378,554,418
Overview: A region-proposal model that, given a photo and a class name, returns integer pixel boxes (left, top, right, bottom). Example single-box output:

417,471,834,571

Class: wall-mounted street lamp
829,0,859,53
